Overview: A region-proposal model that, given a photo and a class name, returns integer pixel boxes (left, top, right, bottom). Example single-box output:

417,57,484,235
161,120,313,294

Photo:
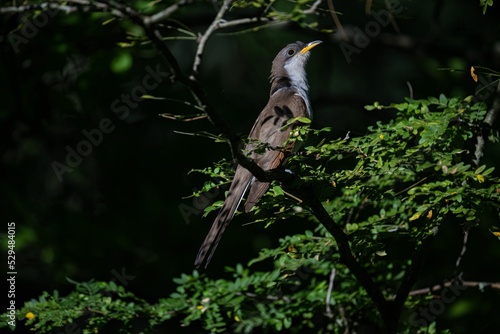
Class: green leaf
140,94,166,100
295,117,312,124
474,165,486,174
482,167,495,176
439,94,447,104
272,185,284,196
110,52,133,73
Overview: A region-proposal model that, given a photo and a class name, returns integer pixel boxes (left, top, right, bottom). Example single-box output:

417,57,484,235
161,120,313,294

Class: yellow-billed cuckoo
195,40,322,268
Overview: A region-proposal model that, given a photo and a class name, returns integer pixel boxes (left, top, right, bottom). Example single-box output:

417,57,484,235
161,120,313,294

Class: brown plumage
195,41,322,268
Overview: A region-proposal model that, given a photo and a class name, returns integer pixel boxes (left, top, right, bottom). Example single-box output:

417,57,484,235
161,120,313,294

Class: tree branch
0,1,118,15
92,0,279,182
387,235,435,331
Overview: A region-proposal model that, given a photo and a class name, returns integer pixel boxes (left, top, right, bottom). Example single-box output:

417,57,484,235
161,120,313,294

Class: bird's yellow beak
300,40,322,54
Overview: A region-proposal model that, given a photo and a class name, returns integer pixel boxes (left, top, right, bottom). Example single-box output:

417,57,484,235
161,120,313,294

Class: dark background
1,0,500,332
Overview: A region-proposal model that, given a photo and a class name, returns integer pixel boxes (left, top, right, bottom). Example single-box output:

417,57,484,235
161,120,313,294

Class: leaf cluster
184,94,500,331
5,95,500,333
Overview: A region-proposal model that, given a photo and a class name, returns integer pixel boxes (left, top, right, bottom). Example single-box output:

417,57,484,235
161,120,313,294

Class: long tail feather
194,166,253,268
244,180,269,213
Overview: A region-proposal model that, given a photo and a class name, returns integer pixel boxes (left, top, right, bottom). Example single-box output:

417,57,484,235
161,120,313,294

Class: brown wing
244,89,308,212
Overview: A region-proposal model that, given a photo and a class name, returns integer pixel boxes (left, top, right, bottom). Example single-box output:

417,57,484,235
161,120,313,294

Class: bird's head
270,40,322,89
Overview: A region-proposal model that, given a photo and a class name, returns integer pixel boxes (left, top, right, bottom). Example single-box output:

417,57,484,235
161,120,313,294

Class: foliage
480,0,495,14
4,279,155,334
232,0,332,32
4,95,499,333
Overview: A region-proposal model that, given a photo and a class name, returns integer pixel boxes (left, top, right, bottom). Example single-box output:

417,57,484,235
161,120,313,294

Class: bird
195,40,322,268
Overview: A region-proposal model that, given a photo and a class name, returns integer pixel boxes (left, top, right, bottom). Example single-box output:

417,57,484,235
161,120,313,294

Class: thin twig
406,81,413,99
365,0,373,16
0,1,110,14
61,0,123,15
327,0,347,41
159,113,208,121
325,267,336,317
303,0,323,15
173,131,222,142
192,0,232,77
145,0,193,25
409,280,500,296
282,190,303,204
455,230,468,269
384,0,400,33
218,16,271,29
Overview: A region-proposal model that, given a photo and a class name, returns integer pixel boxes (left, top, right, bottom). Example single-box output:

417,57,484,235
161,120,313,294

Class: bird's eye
287,49,295,56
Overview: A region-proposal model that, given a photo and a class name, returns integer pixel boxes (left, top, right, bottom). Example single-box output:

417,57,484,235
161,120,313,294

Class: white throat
283,55,312,118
